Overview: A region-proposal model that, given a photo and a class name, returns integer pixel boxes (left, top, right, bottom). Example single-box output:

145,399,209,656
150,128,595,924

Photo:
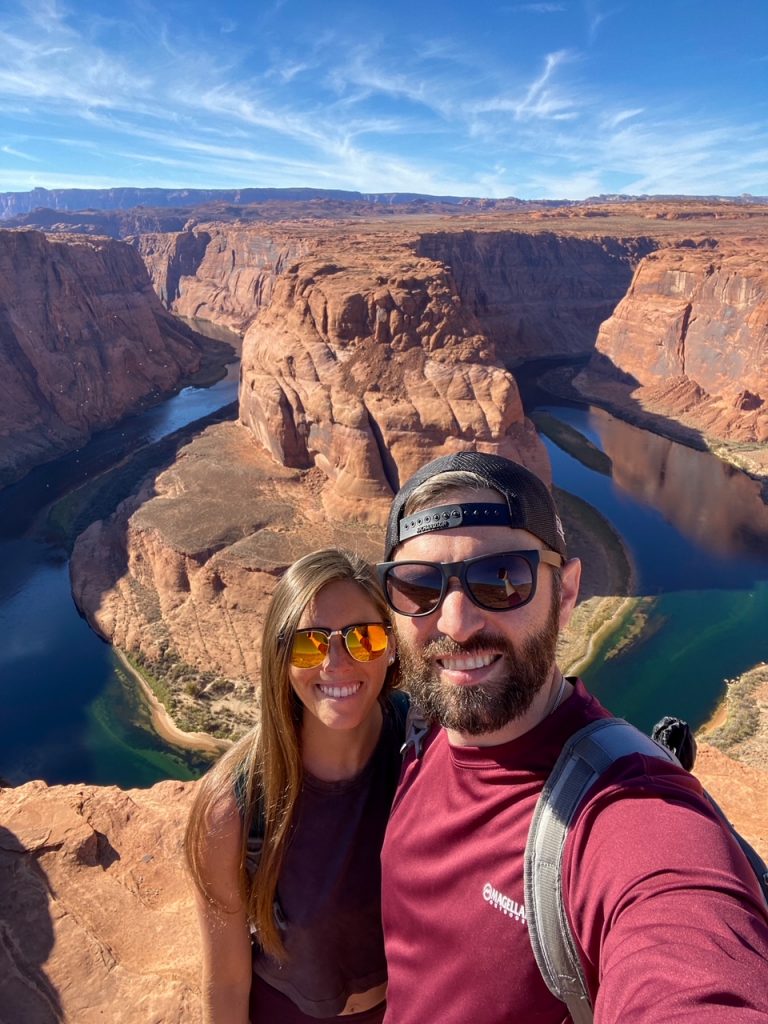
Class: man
378,450,768,1024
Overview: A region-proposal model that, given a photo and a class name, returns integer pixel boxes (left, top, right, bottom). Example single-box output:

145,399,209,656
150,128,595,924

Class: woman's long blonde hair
185,548,394,959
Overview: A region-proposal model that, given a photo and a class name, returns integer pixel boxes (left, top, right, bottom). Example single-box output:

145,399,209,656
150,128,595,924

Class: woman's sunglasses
289,622,391,669
376,550,563,618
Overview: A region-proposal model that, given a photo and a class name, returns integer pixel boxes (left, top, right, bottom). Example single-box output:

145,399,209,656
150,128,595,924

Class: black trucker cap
384,451,567,561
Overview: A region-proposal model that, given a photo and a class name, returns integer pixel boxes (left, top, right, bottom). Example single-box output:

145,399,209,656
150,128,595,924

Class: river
1,360,767,786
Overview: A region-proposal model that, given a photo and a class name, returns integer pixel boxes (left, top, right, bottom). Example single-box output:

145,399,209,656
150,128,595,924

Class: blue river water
1,364,766,785
541,403,768,732
0,364,240,786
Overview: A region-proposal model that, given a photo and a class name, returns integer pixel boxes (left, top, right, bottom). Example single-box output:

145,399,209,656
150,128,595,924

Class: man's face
392,489,572,738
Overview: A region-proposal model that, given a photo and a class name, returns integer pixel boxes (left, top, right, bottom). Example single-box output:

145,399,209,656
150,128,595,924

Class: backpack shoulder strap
524,718,678,1024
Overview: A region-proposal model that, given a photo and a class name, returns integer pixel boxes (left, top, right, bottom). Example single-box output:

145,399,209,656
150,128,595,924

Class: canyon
63,202,768,686
0,229,225,487
2,198,767,1022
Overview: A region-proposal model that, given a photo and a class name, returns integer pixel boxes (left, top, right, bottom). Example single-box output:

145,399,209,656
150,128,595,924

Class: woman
185,548,405,1024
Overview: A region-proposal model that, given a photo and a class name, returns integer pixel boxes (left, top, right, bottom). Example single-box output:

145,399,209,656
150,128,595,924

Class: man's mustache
403,633,512,661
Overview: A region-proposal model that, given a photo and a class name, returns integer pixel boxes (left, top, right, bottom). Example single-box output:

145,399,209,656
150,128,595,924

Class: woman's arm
194,792,253,1024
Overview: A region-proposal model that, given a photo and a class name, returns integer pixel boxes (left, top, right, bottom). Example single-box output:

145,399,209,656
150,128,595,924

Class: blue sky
1,0,766,200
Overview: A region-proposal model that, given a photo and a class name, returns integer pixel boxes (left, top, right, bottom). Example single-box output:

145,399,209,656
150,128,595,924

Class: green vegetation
532,411,613,476
126,645,248,741
705,667,765,753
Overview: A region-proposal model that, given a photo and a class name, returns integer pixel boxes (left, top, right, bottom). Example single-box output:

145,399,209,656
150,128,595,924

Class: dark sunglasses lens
466,553,534,609
385,564,444,615
345,623,389,662
291,630,328,668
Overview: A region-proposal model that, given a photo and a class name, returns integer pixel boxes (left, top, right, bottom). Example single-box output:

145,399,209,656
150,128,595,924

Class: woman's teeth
317,682,362,698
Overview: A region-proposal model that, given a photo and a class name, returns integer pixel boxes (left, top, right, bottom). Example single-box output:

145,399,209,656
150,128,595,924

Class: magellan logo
482,881,526,924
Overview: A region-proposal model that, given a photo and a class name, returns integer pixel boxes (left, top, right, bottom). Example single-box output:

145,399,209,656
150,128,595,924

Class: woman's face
288,580,393,734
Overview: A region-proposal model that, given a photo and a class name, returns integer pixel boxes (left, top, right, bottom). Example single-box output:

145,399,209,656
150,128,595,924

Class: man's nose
434,578,486,642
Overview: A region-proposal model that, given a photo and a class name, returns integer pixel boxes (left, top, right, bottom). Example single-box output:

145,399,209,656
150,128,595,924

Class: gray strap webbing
524,718,679,1024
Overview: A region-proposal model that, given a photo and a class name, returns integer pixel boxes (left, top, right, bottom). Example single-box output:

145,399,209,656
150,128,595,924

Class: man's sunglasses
289,622,391,669
376,550,563,618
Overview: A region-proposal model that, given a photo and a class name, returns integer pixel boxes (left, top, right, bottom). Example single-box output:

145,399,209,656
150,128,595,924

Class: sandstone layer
133,226,308,331
575,246,768,453
0,229,212,487
0,778,201,1024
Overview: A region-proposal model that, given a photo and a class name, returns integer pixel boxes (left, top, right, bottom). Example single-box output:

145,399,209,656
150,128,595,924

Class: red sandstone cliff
0,229,211,486
575,246,768,448
415,230,656,360
238,248,547,523
133,226,308,331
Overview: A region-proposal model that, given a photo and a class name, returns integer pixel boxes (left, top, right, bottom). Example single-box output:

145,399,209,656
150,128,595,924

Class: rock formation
0,229,213,487
133,226,307,330
0,778,201,1023
238,246,547,523
415,230,656,360
575,246,768,448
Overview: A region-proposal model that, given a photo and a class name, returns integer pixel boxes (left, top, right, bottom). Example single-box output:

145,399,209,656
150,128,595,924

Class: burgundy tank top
248,701,404,1018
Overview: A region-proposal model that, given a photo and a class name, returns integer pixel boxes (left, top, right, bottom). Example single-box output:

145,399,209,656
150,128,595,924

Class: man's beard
396,590,560,736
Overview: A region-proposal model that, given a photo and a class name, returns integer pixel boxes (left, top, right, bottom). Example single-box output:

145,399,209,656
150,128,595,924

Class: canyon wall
0,229,211,487
134,226,307,331
416,230,657,360
575,246,768,446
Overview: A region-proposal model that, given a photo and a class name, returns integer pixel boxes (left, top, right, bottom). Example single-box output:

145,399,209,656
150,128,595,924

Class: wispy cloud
1,144,40,161
0,0,765,199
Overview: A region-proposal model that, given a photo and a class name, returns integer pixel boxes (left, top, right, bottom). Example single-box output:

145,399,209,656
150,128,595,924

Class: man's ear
558,557,581,631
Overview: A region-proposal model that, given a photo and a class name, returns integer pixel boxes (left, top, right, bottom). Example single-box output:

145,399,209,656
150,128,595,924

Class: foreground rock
1,730,765,1024
0,229,214,487
0,779,201,1024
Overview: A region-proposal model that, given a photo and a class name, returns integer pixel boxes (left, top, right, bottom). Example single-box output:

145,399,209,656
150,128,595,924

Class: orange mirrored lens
345,623,389,662
290,623,389,667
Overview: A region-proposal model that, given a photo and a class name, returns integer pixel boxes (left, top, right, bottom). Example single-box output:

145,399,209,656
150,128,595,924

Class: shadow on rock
0,824,63,1023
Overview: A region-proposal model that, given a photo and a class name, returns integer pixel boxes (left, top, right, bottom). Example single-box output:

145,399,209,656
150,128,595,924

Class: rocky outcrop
239,243,553,523
0,778,202,1024
576,247,768,446
0,229,211,486
416,231,657,360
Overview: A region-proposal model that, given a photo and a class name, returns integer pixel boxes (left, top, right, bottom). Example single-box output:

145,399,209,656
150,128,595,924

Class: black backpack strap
524,718,678,1024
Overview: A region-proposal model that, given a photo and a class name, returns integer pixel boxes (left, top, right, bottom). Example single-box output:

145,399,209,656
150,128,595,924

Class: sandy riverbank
115,650,231,756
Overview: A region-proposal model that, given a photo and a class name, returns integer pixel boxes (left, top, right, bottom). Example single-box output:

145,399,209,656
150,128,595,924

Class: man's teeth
318,682,362,698
439,652,497,671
